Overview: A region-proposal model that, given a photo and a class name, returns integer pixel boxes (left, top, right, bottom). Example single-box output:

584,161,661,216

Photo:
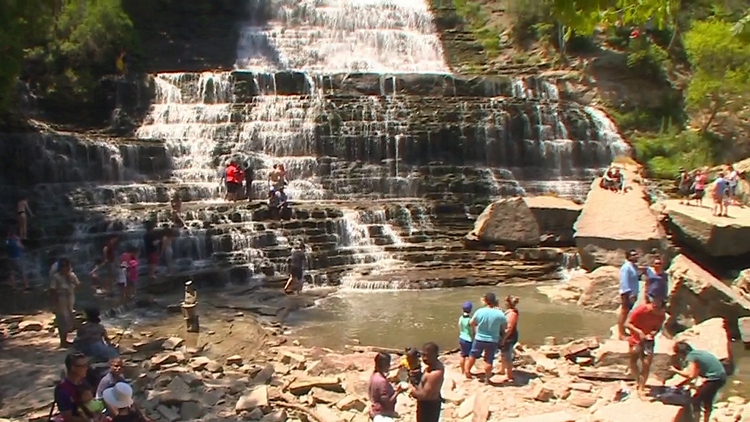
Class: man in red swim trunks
626,298,666,397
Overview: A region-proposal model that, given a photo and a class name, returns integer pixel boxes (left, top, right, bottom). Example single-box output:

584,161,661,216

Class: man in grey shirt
284,241,307,294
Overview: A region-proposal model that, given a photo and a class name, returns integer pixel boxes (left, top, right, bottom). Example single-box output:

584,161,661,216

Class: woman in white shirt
727,164,740,206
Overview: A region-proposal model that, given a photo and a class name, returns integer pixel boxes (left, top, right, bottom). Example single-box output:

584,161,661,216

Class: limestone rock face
467,197,540,247
573,168,665,270
667,254,750,336
524,196,582,246
660,200,750,257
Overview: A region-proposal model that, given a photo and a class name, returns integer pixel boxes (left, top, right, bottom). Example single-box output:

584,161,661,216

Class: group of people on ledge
600,165,628,193
220,160,291,218
677,164,742,217
616,249,727,422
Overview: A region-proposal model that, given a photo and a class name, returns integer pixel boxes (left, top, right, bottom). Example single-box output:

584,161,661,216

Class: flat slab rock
658,199,750,257
592,400,688,422
497,411,579,422
573,169,664,270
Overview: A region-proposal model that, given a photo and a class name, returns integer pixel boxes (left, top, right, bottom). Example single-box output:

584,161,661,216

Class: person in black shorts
671,341,727,422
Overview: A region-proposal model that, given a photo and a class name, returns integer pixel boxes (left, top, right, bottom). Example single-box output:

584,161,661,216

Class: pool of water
286,284,615,349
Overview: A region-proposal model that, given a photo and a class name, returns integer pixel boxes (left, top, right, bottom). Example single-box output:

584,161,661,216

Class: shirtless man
171,193,185,227
17,195,33,240
409,342,444,422
268,164,281,189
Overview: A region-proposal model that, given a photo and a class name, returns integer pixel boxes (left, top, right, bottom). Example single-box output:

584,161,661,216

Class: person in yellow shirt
399,348,423,386
115,49,127,76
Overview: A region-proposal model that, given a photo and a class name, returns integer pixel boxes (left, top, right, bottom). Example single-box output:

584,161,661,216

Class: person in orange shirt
625,299,666,397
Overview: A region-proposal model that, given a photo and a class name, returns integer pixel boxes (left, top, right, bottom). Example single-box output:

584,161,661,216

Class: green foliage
0,0,50,112
452,0,504,54
626,38,670,79
683,19,750,133
0,0,136,119
633,128,720,178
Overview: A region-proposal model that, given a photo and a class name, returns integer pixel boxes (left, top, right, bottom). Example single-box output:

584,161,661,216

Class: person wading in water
408,342,444,422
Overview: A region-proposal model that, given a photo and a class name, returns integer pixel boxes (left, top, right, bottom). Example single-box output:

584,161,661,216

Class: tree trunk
699,101,722,134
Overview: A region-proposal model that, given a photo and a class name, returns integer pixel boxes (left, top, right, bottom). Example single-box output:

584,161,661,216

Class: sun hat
462,301,473,312
102,382,133,409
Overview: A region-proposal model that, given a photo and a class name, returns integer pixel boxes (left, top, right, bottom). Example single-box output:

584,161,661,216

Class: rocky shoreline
1,309,748,422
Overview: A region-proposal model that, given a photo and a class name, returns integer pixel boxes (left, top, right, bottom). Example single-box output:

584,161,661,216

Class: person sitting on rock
625,299,666,398
269,186,289,220
74,307,119,363
670,341,727,422
399,348,423,386
102,382,151,422
96,357,126,398
53,352,89,422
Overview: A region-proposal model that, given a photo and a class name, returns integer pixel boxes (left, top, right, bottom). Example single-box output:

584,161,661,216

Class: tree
734,9,750,35
546,0,680,39
683,19,750,133
0,0,51,112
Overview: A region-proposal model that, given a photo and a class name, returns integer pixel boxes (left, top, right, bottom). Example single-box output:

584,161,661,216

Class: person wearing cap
102,382,151,421
463,292,507,382
457,301,474,376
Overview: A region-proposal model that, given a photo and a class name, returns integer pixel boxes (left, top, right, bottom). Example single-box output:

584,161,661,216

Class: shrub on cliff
683,19,750,134
0,0,136,123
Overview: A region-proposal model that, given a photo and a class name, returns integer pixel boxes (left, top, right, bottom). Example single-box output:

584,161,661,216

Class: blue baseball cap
462,301,473,312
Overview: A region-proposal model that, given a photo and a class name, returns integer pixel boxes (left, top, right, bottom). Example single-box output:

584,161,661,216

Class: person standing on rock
645,256,668,305
368,352,404,422
625,299,666,397
50,257,80,347
617,250,641,340
284,241,306,294
691,169,708,207
142,223,160,281
677,168,693,205
463,292,507,382
5,227,29,290
409,342,444,422
712,172,729,217
245,163,255,202
16,194,33,240
671,341,727,422
90,235,119,295
457,301,473,376
726,164,740,206
500,295,520,383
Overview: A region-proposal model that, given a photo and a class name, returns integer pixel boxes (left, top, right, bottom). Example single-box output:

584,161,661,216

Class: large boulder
466,197,540,247
673,318,733,371
659,200,750,257
573,167,665,270
667,254,750,336
536,266,621,311
732,268,750,299
592,400,689,422
524,196,582,246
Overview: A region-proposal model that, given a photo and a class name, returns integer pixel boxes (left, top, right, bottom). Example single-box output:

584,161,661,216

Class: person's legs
637,340,654,394
148,251,158,279
56,294,73,346
465,341,482,379
501,343,516,381
416,400,441,422
628,343,640,380
481,341,498,382
691,379,725,422
617,293,633,339
18,214,27,240
459,339,472,375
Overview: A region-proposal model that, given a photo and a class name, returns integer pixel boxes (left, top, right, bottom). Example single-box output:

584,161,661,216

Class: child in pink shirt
118,246,139,304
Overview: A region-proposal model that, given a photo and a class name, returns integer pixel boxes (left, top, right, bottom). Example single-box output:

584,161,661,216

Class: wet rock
567,392,597,408
667,254,750,335
529,384,553,402
466,197,541,247
180,401,205,420
673,318,732,367
235,385,269,412
592,400,687,422
251,363,275,385
335,395,367,412
525,196,582,246
498,411,578,422
260,410,288,422
310,387,346,404
561,337,598,360
18,321,44,332
157,405,180,422
288,376,342,395
162,337,184,350
660,199,750,257
151,351,186,368
226,355,243,365
574,168,664,270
